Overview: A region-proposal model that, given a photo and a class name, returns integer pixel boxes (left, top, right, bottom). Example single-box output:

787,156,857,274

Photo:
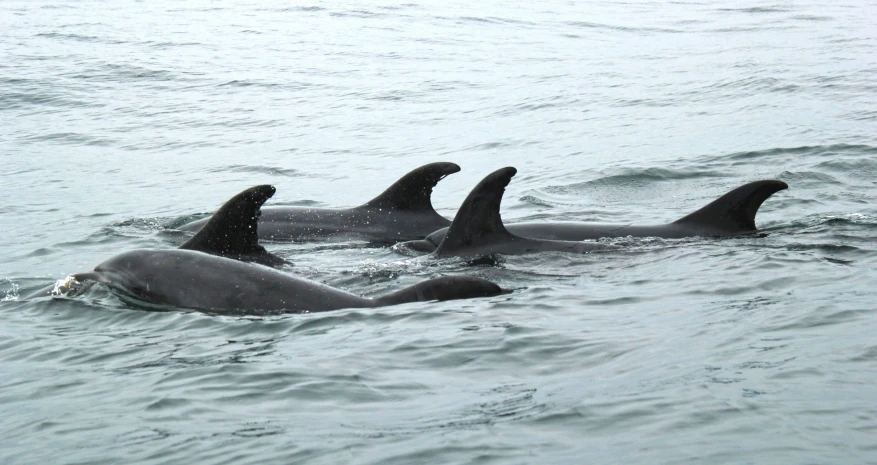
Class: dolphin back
672,180,788,233
375,276,504,306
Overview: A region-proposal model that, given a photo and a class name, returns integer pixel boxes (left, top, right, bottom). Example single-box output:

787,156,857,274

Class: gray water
2,0,877,463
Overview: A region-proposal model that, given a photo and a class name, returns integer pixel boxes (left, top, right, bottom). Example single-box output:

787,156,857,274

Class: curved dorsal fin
360,162,460,212
673,180,788,233
180,185,276,258
433,167,518,258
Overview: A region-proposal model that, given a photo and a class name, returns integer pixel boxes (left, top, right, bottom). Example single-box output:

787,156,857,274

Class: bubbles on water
52,275,83,296
390,241,430,256
355,257,426,281
1,279,20,301
598,235,673,248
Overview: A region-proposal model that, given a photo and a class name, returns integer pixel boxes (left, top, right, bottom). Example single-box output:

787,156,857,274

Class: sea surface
2,0,877,463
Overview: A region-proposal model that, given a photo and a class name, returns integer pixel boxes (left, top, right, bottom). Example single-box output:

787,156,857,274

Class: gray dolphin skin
25,184,504,311
65,250,503,313
179,162,461,243
431,167,619,258
405,172,789,254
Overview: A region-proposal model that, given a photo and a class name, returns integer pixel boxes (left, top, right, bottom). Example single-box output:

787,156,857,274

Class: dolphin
25,185,504,312
403,169,788,254
430,167,618,258
179,162,460,243
64,250,503,313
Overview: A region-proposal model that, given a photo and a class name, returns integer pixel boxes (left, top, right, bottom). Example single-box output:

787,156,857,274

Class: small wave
716,6,790,13
783,243,861,253
35,32,126,45
329,9,384,18
611,96,680,108
445,15,537,26
475,16,536,26
109,217,175,232
517,194,582,208
58,22,103,28
565,20,682,34
364,89,415,101
709,25,797,33
781,214,877,238
217,80,282,89
458,16,497,23
255,6,325,12
65,64,178,83
207,165,300,177
146,41,203,49
543,167,723,195
0,92,103,110
842,109,877,121
771,309,867,332
814,158,877,177
704,76,800,95
849,346,877,363
20,132,116,147
791,15,833,21
494,96,571,115
166,5,225,12
775,171,841,186
345,384,546,436
26,248,55,258
378,4,418,11
725,144,877,162
465,141,516,151
53,229,143,247
162,215,205,230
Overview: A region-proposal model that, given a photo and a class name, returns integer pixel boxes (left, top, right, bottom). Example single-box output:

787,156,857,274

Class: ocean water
2,0,877,463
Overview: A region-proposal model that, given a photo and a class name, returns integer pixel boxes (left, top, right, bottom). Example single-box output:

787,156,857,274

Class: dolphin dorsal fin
360,162,460,212
673,180,788,233
433,167,519,258
180,185,276,257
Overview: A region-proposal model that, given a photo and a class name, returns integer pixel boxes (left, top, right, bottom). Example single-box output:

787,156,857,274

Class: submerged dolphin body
26,185,504,311
404,170,788,254
179,162,461,243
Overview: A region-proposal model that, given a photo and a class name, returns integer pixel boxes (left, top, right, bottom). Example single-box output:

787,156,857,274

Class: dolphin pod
179,162,460,243
403,168,788,256
23,162,788,313
26,184,504,311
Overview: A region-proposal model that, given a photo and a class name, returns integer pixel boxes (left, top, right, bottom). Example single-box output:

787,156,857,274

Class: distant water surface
2,0,877,464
